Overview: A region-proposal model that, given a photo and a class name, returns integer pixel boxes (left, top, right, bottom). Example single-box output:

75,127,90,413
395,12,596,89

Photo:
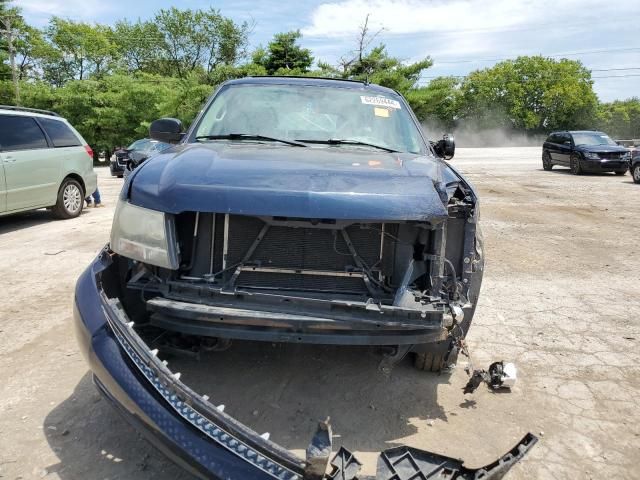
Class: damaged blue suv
74,77,535,479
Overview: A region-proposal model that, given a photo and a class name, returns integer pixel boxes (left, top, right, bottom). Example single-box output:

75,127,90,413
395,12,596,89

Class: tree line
1,2,638,154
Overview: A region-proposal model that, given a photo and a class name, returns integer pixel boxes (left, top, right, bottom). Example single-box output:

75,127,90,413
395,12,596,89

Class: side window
547,134,557,144
560,134,572,145
38,117,82,147
0,115,49,151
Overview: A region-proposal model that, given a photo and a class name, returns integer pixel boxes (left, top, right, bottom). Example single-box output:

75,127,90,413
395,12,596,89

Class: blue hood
127,143,450,222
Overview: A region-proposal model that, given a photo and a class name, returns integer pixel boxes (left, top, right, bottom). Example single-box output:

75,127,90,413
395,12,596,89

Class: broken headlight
110,199,178,269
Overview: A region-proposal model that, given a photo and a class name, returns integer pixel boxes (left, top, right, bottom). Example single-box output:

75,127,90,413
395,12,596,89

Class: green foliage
596,98,640,139
253,30,313,75
406,77,462,129
1,4,632,149
45,18,117,82
152,7,249,78
458,56,598,132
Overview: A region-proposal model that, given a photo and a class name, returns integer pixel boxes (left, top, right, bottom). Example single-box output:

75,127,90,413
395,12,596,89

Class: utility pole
0,16,20,105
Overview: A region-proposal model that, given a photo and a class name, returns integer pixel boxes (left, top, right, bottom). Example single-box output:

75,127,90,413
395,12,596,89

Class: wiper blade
296,138,400,153
195,133,307,147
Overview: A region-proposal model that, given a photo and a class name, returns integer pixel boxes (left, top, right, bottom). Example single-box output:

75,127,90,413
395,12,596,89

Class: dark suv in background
109,138,170,177
542,130,630,175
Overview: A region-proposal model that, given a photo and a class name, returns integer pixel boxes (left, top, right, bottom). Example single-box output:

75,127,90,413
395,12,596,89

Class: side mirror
433,134,455,160
564,140,572,146
149,118,185,144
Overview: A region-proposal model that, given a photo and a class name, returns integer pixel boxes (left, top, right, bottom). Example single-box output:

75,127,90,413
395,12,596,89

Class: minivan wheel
633,165,640,184
570,154,583,175
542,152,553,171
52,178,84,219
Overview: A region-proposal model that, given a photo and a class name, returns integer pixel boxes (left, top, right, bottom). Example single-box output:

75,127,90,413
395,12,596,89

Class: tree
112,20,162,73
44,18,117,83
153,7,248,79
406,76,462,128
0,0,12,80
253,30,313,75
313,16,432,97
459,56,598,132
597,98,640,139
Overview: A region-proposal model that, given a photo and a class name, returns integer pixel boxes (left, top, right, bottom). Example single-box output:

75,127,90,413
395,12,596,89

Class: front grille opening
175,213,429,300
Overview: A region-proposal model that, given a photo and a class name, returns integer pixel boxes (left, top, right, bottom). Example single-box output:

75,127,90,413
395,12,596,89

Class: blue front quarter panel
73,254,275,480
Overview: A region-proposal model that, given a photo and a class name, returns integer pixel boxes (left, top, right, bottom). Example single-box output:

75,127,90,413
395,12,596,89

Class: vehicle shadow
540,168,628,177
169,341,449,453
0,208,91,235
44,343,449,479
0,210,53,235
43,372,192,479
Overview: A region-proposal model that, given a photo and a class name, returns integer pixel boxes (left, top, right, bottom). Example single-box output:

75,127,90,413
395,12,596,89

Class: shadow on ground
168,341,449,453
0,210,54,235
43,373,192,479
44,342,449,478
0,208,95,235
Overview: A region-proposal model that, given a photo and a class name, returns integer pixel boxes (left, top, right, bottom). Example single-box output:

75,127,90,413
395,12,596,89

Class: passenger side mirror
564,140,572,146
149,118,185,144
433,134,455,160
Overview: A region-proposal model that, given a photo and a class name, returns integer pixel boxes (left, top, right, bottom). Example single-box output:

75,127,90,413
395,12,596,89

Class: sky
14,0,640,102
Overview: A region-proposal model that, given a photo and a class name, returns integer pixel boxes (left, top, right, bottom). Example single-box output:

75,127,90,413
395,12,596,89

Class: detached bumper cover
74,249,537,479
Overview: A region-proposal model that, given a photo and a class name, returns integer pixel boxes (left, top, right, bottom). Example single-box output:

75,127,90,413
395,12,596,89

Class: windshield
127,139,151,151
572,132,617,146
193,84,425,154
127,139,170,154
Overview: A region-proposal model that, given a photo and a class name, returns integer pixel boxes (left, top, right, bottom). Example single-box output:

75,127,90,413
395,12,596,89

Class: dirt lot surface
1,147,639,479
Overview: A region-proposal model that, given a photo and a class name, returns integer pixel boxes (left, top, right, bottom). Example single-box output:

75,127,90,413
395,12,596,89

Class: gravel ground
1,147,639,479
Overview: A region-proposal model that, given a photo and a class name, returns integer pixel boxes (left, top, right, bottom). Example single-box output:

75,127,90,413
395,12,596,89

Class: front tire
414,352,445,372
633,164,640,184
542,151,553,171
51,178,84,219
570,154,583,175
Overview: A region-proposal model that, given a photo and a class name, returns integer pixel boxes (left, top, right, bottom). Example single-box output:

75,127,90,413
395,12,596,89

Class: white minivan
0,106,97,219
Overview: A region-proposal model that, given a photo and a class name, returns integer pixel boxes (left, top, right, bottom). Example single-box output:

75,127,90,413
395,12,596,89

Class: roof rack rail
0,105,61,117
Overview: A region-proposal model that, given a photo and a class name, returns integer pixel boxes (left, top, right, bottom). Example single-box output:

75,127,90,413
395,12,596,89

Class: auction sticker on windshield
361,95,401,109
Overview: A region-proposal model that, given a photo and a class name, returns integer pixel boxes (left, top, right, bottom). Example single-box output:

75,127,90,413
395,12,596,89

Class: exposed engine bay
114,179,483,373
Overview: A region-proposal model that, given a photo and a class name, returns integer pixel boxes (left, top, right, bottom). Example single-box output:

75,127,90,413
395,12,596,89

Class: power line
430,47,640,66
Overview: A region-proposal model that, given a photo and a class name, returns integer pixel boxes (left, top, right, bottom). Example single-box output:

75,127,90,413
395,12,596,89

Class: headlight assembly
110,200,178,269
584,152,600,160
622,151,631,160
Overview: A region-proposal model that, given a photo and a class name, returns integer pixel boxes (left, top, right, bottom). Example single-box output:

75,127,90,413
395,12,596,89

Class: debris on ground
463,361,517,394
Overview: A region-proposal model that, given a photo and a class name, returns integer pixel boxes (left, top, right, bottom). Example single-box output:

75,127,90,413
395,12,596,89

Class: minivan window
0,115,49,151
38,117,82,147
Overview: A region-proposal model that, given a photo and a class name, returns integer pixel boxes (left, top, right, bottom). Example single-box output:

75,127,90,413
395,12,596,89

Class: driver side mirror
433,134,455,160
150,118,185,144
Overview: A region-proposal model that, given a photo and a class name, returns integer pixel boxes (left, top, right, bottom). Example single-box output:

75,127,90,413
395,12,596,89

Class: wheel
414,352,444,372
633,165,640,184
51,178,84,219
614,169,626,176
542,151,553,171
570,154,583,175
